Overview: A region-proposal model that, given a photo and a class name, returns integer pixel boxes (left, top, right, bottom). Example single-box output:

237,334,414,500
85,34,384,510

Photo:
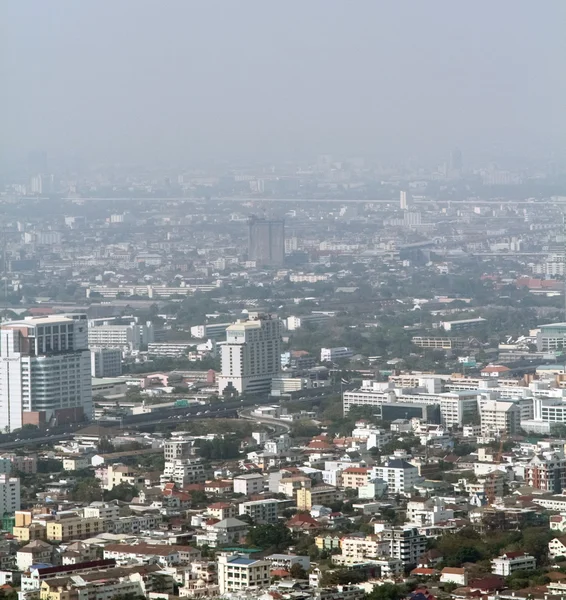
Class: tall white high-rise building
30,175,42,195
0,315,92,431
217,313,282,395
400,190,412,210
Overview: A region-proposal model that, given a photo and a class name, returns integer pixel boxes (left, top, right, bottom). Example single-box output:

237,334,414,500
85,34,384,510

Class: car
196,412,202,415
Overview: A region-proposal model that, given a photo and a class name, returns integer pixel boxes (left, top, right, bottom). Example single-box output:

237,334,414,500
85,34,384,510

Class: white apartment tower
400,190,412,210
0,316,92,431
217,313,282,396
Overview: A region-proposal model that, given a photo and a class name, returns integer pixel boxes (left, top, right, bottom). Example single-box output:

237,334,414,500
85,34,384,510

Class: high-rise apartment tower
248,217,285,266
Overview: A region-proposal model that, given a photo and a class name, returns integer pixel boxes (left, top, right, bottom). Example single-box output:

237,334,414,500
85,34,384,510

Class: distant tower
450,148,463,172
30,175,42,195
247,216,285,266
400,190,412,210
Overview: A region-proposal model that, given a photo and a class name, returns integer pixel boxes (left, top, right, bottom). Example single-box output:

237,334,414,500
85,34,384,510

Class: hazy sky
2,1,565,165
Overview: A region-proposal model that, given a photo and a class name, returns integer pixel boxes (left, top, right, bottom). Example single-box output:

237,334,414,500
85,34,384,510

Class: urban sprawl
1,158,566,600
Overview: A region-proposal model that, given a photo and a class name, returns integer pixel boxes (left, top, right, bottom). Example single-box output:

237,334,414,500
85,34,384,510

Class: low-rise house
207,502,237,520
340,535,388,560
265,554,310,572
315,534,342,551
440,567,468,586
107,513,162,534
60,541,97,565
341,468,371,490
549,536,566,559
286,513,319,532
22,559,117,593
204,480,234,495
103,543,200,567
233,473,265,496
62,456,90,472
17,540,53,572
39,563,174,600
13,522,47,543
104,464,145,491
411,567,439,579
195,518,249,547
296,485,341,510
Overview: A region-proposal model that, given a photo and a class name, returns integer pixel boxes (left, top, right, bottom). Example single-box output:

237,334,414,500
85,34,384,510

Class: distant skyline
1,1,565,166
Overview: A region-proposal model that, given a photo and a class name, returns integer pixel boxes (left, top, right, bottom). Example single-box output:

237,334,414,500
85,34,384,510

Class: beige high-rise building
217,313,282,395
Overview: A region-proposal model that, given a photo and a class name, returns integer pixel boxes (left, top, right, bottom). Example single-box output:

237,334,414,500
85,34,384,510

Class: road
238,407,292,434
0,397,282,449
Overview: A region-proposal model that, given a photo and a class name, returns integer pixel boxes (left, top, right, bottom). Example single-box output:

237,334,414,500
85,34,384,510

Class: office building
217,313,282,395
372,459,419,495
441,317,486,332
479,400,521,435
87,317,154,352
90,348,122,378
238,499,279,524
286,314,330,331
0,316,92,431
379,526,426,567
248,216,285,266
412,337,468,350
30,175,43,195
536,323,566,352
320,347,353,362
400,190,412,210
271,376,312,396
343,383,477,428
218,554,270,594
233,473,265,496
491,552,535,576
190,322,231,340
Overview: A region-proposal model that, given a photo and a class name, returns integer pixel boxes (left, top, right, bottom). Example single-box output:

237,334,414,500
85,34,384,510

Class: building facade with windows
0,315,92,431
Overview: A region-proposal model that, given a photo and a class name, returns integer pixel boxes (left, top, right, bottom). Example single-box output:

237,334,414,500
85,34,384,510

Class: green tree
104,483,138,502
366,583,406,600
247,523,294,552
72,477,102,502
290,563,308,579
196,437,240,460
